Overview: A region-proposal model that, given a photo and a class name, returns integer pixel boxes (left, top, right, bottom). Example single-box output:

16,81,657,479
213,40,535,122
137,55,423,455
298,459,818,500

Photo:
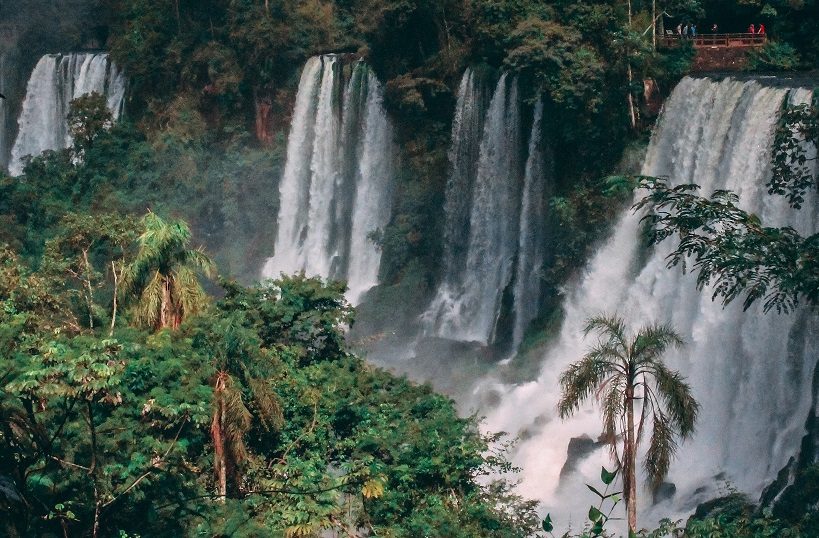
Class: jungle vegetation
1,0,819,536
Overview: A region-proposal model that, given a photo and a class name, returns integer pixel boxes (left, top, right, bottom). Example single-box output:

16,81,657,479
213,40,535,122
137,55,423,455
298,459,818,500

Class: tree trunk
82,248,95,329
652,0,657,48
110,261,119,337
160,276,171,330
626,0,637,129
211,374,227,501
254,93,274,146
625,381,637,534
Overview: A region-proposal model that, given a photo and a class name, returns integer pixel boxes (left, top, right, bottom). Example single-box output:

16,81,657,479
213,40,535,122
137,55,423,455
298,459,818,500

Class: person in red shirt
749,23,755,33
758,24,766,35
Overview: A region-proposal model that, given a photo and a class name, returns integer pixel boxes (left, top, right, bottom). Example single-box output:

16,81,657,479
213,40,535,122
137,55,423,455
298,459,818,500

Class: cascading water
0,53,8,170
481,76,819,529
262,56,395,304
9,53,126,176
511,100,547,349
423,72,550,347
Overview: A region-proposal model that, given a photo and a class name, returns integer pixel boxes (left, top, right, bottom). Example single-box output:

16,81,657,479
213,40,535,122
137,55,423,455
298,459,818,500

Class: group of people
675,22,767,38
676,23,697,37
748,23,766,35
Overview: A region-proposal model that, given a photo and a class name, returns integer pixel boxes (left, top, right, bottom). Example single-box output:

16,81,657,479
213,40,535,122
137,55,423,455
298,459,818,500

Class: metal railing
660,33,767,48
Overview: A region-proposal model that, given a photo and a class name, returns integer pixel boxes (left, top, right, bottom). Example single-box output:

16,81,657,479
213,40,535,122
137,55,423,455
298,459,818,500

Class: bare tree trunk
82,248,95,329
88,401,102,538
625,382,637,534
626,0,637,129
652,0,657,49
110,261,119,337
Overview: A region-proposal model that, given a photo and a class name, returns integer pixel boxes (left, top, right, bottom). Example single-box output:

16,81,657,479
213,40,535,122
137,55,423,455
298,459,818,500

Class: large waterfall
9,53,126,176
262,56,395,304
482,76,819,528
422,71,550,347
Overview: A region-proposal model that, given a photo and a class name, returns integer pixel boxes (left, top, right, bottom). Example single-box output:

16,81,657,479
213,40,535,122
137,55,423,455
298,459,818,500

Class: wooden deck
660,33,767,49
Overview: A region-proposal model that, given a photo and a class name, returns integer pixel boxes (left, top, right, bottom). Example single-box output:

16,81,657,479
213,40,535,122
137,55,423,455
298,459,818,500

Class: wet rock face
558,435,604,483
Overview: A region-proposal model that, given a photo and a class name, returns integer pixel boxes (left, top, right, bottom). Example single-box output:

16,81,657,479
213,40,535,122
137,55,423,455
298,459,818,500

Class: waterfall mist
9,52,126,176
262,56,395,304
478,76,819,530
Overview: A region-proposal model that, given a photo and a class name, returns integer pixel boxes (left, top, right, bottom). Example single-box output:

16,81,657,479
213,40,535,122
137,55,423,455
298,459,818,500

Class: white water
9,53,126,176
0,53,8,170
512,100,547,349
482,77,819,529
262,56,395,304
424,72,551,347
347,69,395,303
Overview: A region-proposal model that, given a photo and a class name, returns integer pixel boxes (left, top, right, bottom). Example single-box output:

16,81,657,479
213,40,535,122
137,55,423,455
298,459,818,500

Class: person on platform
711,23,718,33
757,24,766,35
691,24,697,37
683,23,689,38
677,23,683,35
749,23,755,34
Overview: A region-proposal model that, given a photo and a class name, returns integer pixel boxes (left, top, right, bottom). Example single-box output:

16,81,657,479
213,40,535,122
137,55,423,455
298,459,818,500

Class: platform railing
659,33,767,48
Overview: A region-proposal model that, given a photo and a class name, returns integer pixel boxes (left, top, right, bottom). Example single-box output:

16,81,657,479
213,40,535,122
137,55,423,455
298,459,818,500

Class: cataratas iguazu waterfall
480,76,819,527
0,32,819,527
261,55,396,305
263,63,818,527
9,53,126,176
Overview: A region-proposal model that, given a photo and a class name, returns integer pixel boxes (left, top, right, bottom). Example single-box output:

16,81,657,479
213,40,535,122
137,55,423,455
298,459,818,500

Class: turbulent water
262,56,395,304
481,76,819,528
9,52,126,176
423,72,550,346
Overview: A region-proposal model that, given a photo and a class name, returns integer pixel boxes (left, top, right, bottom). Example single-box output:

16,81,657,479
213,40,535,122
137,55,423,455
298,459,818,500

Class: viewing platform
660,33,767,49
659,33,768,71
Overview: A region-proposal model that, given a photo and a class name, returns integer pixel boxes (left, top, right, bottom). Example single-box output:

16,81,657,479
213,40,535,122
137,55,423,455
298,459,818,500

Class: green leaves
636,176,819,314
542,513,554,532
601,466,617,486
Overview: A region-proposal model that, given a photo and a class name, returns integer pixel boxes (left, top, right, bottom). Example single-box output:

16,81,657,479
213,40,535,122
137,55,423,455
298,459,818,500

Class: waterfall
482,77,819,528
262,56,396,304
424,73,549,347
346,68,395,303
0,53,8,170
439,67,491,281
512,100,547,348
9,53,126,176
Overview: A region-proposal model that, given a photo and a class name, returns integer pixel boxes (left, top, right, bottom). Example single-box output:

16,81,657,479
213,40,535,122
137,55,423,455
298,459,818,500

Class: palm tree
121,212,216,330
558,315,699,535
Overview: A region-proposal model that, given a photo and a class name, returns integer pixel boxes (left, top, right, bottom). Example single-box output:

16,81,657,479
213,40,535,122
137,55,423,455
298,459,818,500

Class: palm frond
247,377,284,431
172,266,210,320
132,270,164,329
648,361,699,438
177,247,216,278
217,374,252,464
584,314,629,351
600,377,625,460
558,356,614,419
644,411,677,488
633,323,684,363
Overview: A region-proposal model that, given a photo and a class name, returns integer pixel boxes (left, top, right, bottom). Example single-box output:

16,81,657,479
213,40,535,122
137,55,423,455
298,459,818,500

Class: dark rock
652,481,676,503
558,435,604,482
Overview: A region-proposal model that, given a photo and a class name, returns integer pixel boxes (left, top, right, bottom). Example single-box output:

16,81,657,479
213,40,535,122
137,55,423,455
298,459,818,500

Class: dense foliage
0,224,541,536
